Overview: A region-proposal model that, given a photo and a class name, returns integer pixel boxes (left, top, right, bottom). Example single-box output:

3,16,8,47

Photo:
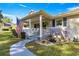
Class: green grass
26,42,79,56
0,32,22,56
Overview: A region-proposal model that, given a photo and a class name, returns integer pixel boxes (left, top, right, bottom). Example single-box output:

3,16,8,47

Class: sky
0,3,79,24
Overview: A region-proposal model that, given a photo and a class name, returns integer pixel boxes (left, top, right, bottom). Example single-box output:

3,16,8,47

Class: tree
0,10,3,23
2,17,12,23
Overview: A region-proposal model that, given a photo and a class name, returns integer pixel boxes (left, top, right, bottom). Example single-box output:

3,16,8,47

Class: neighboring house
0,12,12,32
21,10,79,41
0,23,12,32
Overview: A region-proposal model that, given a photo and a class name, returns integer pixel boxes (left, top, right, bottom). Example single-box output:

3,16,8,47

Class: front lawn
26,42,79,56
0,32,22,56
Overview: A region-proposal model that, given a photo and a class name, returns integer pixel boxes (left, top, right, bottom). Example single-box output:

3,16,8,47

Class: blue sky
0,3,79,23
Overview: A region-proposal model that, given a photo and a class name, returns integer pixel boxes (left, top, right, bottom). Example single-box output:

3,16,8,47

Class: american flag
16,17,22,35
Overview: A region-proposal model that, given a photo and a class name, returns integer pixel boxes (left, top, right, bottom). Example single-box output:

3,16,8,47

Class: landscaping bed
0,32,22,56
26,41,79,56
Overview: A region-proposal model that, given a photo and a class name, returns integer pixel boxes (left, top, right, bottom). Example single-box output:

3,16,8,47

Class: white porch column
39,15,43,38
55,19,56,27
29,19,32,36
62,19,63,27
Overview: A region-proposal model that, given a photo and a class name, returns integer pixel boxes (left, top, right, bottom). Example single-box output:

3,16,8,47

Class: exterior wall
67,14,79,28
67,15,79,32
67,15,79,37
53,14,79,41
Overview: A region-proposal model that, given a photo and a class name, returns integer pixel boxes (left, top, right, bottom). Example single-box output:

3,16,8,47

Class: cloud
19,4,27,8
19,4,35,12
68,6,79,11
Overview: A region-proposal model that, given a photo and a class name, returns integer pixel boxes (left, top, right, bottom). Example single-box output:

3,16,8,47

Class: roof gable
22,10,54,20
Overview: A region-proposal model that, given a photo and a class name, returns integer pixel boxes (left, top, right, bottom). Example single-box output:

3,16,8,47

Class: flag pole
16,17,22,38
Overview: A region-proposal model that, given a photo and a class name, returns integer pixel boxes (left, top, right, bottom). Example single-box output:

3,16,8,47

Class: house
0,20,17,32
21,9,79,41
0,22,12,32
0,14,13,32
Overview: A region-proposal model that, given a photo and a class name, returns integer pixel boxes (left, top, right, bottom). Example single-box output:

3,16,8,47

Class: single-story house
21,9,79,41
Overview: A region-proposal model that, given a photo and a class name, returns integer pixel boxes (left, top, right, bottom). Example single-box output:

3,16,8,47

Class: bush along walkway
10,37,37,56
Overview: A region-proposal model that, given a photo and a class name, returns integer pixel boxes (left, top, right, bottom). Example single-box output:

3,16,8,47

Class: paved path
10,37,37,56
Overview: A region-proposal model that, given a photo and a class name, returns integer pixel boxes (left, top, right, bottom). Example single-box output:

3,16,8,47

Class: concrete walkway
10,37,37,56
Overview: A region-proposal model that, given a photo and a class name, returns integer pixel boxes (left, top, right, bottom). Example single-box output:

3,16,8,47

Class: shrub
42,40,46,43
48,34,56,43
49,38,56,43
2,28,9,31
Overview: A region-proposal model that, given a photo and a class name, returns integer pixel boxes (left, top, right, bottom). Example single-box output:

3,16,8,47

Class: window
34,24,37,28
24,25,27,27
56,20,62,26
52,19,55,27
63,17,67,26
34,24,39,28
43,22,46,28
37,24,39,28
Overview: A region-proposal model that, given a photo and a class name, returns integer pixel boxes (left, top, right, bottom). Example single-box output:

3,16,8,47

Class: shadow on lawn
0,32,21,56
26,42,79,56
66,43,79,56
0,38,21,56
26,42,63,56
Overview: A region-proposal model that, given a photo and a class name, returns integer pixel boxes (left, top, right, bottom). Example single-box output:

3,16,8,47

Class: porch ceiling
22,10,54,21
23,15,51,24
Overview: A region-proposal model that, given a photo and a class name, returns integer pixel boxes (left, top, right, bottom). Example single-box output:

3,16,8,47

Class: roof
4,23,11,26
55,9,79,18
21,9,79,21
22,10,53,20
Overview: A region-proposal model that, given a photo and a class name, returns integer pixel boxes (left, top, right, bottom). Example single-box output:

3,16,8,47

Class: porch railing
23,27,76,40
31,27,68,38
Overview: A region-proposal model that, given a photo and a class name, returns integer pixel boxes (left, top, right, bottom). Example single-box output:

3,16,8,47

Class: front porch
22,10,79,42
22,10,53,39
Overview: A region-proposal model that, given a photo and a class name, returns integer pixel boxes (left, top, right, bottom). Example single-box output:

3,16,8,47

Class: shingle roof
21,9,79,20
55,9,79,18
21,10,54,20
